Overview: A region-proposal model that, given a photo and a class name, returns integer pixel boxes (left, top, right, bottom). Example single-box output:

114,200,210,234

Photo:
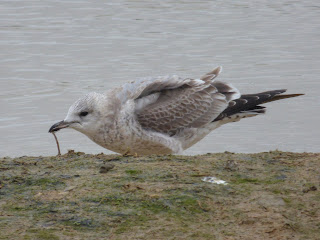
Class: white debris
202,176,228,185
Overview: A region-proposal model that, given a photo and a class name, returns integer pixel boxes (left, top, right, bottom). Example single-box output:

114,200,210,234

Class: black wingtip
263,93,304,104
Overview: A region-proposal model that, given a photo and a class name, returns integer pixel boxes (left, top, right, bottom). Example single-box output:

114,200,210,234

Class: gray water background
1,0,319,157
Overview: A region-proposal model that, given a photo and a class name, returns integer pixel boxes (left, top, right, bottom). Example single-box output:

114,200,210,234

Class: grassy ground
0,150,319,240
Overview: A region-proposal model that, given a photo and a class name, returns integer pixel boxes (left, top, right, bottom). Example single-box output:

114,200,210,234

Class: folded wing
134,67,240,136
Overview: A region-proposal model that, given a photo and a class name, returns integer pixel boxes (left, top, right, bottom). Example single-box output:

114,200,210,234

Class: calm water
1,0,319,157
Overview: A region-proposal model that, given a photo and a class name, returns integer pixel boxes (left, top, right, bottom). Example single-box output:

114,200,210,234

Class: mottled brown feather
136,80,232,136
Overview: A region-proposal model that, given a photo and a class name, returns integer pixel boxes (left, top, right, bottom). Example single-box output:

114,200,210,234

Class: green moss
6,177,65,191
283,197,292,205
172,196,203,213
271,189,282,194
231,174,284,185
190,232,216,239
140,200,170,213
312,192,320,201
27,177,64,186
61,217,95,229
114,215,149,234
37,231,59,240
232,177,259,184
125,169,142,175
4,203,34,212
100,195,128,205
26,230,59,240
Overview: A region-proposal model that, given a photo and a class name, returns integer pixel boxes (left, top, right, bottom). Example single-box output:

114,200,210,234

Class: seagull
49,67,303,155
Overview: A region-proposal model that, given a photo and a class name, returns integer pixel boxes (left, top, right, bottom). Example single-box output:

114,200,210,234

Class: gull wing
213,90,304,121
134,67,240,136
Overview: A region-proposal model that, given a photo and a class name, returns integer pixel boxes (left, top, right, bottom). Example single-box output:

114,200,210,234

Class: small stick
51,132,61,156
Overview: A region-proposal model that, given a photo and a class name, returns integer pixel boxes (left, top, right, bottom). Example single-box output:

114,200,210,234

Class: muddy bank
0,151,319,240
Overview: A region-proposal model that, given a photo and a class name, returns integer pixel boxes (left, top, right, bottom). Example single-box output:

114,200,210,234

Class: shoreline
1,151,319,239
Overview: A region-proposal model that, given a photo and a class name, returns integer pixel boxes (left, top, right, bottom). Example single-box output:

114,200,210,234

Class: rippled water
1,0,319,157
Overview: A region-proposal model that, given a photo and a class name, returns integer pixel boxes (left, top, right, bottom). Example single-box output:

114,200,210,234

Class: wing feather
134,69,240,136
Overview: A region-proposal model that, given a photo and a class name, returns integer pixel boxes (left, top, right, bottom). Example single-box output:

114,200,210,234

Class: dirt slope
0,151,319,240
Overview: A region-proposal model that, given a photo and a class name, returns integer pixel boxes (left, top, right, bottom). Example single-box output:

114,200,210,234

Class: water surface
1,0,319,157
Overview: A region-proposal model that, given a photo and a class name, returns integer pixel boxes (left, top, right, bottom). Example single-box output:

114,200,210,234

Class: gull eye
79,111,89,117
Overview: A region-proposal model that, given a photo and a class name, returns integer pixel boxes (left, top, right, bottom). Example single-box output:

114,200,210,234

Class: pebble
99,163,115,173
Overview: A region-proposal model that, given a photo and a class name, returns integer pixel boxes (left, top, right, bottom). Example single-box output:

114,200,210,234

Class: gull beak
49,120,70,133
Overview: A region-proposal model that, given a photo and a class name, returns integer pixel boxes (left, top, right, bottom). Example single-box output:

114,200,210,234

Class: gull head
49,92,105,136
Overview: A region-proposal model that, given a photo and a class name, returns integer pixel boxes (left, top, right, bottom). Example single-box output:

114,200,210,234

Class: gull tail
214,89,304,122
